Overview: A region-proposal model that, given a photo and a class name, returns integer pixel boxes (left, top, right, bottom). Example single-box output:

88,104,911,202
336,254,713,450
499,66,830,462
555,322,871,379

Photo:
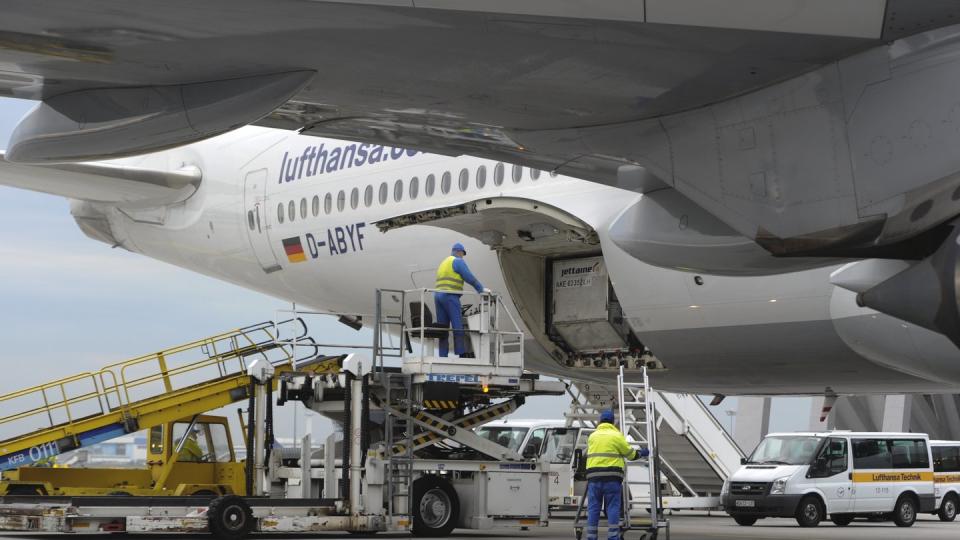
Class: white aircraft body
2,127,958,396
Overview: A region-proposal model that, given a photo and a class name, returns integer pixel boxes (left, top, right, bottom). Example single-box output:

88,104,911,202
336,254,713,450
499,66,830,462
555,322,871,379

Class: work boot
460,352,475,359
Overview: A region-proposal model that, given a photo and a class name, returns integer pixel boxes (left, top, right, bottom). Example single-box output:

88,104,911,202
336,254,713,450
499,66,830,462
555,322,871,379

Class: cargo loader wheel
412,476,459,537
208,495,254,540
733,516,757,526
939,494,958,522
892,494,917,527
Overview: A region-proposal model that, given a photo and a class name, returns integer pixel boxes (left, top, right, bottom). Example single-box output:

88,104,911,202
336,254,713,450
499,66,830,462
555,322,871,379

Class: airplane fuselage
68,127,960,395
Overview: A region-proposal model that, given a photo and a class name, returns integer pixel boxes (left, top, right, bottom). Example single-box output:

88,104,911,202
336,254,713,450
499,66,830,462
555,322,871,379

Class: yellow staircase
0,319,339,472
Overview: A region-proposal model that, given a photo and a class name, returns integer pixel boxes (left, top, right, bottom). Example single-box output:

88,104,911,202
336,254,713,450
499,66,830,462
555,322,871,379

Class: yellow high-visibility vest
585,423,638,479
179,437,204,462
435,256,465,292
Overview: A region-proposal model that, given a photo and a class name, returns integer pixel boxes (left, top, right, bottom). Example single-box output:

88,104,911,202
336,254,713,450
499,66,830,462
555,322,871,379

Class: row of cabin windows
268,164,554,225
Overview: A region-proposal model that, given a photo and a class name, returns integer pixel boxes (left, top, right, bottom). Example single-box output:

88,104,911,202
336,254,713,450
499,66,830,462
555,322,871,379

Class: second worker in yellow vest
585,409,648,540
434,242,489,357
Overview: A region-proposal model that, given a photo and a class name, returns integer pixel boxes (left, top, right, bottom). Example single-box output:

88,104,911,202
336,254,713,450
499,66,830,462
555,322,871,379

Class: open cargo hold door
375,197,650,368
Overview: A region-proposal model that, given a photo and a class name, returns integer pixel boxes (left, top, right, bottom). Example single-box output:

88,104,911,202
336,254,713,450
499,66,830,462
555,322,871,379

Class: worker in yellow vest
586,409,649,540
434,242,489,357
179,428,205,462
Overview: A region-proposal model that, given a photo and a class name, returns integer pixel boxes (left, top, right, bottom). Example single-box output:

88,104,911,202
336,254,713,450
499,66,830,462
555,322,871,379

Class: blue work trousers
586,479,623,540
434,292,464,356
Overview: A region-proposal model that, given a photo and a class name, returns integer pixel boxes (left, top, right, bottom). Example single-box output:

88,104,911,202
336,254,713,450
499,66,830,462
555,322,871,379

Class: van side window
523,428,546,459
811,437,847,478
934,446,960,472
891,439,929,469
853,439,892,469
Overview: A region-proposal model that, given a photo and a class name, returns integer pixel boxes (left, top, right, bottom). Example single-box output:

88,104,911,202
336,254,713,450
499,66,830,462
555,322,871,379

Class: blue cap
452,242,466,255
600,409,615,424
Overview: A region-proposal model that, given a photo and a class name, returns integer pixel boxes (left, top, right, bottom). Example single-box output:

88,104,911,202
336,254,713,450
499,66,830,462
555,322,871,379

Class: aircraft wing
2,0,960,260
0,151,200,204
0,0,929,164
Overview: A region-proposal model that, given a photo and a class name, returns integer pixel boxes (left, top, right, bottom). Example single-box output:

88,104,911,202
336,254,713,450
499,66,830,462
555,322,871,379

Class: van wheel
733,516,757,526
795,496,823,527
830,514,854,526
939,494,958,522
412,476,459,537
892,495,917,527
208,495,254,540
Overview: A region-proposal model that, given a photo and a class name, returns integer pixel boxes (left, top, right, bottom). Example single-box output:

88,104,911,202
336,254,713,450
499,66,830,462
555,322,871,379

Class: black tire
892,495,917,527
208,495,255,540
830,514,854,527
795,495,823,527
412,476,459,537
938,494,958,522
733,516,757,526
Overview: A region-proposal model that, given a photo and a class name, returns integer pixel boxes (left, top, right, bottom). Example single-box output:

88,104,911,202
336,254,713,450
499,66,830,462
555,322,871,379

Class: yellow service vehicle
0,319,339,499
2,415,244,496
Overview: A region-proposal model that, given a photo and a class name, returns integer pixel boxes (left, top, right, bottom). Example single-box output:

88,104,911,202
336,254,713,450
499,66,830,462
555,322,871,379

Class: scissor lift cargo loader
0,289,565,538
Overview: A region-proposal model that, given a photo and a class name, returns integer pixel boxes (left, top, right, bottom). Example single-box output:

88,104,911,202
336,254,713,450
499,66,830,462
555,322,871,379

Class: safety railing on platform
0,319,311,444
376,288,524,374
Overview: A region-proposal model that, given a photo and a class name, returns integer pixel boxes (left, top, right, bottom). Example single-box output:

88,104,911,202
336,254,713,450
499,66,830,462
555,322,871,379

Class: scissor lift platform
0,289,571,538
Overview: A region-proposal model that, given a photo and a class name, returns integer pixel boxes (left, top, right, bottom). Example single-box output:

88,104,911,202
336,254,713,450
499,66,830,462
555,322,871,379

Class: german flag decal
282,236,307,263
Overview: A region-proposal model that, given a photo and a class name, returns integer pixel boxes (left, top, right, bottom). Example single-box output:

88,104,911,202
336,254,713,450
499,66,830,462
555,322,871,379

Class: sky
0,96,807,458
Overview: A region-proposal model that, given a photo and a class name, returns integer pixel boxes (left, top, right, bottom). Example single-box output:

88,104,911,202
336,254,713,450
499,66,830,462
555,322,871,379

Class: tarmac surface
1,513,958,540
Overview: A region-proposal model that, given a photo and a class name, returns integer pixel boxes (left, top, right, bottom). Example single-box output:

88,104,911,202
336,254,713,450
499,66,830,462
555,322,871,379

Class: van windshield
747,436,824,465
475,427,529,452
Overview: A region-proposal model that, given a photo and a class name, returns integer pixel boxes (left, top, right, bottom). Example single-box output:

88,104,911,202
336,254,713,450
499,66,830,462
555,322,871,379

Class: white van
931,440,960,521
723,431,935,527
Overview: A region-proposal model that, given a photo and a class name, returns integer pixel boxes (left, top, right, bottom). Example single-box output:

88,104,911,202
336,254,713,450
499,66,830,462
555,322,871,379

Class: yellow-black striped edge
422,400,459,409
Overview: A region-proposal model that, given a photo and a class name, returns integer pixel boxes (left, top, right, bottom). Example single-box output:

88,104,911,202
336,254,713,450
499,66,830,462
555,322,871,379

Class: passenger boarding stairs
567,380,743,508
0,319,336,472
